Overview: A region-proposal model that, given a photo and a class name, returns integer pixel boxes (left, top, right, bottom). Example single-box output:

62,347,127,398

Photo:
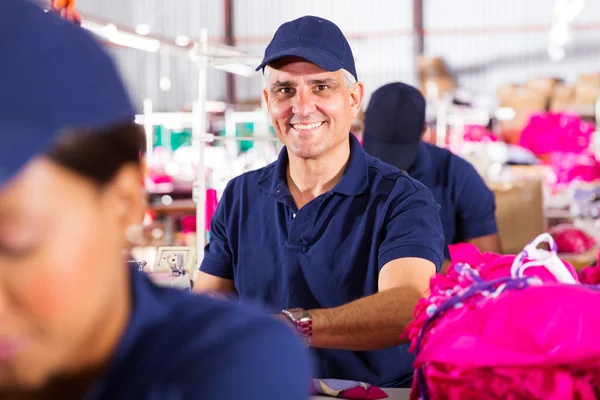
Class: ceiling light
159,77,172,92
135,24,151,36
175,35,191,47
214,63,254,77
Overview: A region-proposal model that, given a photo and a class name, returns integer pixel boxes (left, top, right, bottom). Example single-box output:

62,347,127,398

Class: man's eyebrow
270,80,297,91
307,78,339,86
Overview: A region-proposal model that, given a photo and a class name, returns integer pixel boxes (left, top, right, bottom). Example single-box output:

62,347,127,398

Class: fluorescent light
103,23,118,35
135,24,151,36
107,29,161,52
80,20,106,36
159,77,172,92
213,63,255,77
80,21,160,53
175,35,191,47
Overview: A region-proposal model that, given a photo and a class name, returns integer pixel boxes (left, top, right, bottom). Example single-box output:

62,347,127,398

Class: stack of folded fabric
403,234,600,400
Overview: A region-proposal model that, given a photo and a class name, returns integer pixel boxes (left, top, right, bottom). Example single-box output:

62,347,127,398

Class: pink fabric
404,241,600,400
178,189,219,234
180,216,196,234
550,225,596,254
339,386,387,399
580,264,600,285
205,188,219,231
149,174,174,184
518,112,595,156
312,379,388,399
518,112,600,186
549,152,600,185
463,125,498,142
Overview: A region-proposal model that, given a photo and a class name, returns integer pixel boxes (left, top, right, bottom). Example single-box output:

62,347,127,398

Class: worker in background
0,1,309,399
363,82,501,264
194,15,445,388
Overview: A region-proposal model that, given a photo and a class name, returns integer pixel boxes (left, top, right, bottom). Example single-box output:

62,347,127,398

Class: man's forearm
308,286,422,351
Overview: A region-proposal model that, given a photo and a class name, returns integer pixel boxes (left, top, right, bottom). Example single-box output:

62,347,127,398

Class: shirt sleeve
199,182,235,279
378,178,445,272
182,318,312,400
453,158,498,242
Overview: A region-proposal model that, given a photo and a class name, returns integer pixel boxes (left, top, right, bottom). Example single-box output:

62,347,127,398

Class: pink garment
205,188,219,231
580,264,600,285
149,173,174,184
180,215,196,234
550,152,600,185
404,235,600,400
550,224,596,254
179,189,219,234
312,379,387,399
518,112,595,156
463,125,498,143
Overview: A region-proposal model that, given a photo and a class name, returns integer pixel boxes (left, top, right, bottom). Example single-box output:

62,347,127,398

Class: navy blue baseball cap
0,0,135,188
256,15,358,81
363,83,426,170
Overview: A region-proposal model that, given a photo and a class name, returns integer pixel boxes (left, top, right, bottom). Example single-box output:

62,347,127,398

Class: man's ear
349,82,365,118
263,88,271,113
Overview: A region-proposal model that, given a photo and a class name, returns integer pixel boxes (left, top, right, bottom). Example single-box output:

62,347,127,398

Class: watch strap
280,308,312,347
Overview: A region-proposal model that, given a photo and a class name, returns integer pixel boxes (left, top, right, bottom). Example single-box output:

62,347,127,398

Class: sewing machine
132,246,197,291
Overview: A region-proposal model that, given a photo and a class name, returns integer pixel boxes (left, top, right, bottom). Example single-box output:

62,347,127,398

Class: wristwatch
280,308,312,347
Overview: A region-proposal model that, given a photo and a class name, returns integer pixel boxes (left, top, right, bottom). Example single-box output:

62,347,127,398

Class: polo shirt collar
257,133,369,197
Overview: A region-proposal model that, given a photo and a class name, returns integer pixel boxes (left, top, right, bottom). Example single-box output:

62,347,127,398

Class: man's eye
278,88,294,94
315,85,329,91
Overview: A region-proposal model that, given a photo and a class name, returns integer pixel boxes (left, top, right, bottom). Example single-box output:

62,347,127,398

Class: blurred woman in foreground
0,1,310,399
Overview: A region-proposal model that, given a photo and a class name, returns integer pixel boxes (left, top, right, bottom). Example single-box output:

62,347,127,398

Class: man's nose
291,88,317,117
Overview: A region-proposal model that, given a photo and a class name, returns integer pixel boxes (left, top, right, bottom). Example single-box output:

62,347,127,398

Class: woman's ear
106,164,145,230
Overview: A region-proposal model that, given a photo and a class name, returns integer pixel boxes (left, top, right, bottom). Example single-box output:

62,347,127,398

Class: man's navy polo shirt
200,134,444,387
89,266,310,399
407,142,498,259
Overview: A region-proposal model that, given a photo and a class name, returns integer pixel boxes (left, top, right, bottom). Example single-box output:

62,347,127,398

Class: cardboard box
418,56,451,80
574,73,600,105
488,174,545,254
497,85,548,143
550,83,575,111
559,247,598,271
421,76,456,98
576,73,600,89
525,77,562,98
419,56,456,97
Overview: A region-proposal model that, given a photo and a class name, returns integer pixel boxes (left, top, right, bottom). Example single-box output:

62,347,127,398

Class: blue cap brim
362,134,420,171
0,121,57,189
256,46,349,77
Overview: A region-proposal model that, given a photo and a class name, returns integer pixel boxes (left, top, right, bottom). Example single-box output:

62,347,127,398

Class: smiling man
194,15,445,387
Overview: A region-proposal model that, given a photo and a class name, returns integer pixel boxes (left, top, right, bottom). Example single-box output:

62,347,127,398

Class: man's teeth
292,122,324,130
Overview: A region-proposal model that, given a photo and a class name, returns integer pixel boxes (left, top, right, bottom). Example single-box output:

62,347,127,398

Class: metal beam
224,0,236,104
413,0,424,84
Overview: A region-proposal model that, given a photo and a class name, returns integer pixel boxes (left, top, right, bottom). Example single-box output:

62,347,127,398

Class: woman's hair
47,123,146,186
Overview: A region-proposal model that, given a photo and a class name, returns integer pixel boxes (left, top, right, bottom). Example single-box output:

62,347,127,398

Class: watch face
287,308,311,321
